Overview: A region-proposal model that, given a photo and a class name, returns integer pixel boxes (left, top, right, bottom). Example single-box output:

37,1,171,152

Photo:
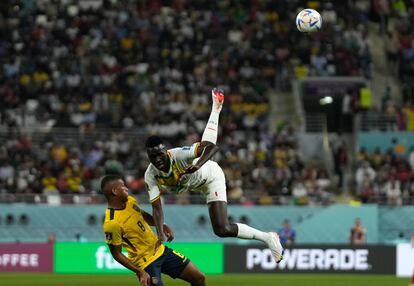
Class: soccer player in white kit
145,88,283,263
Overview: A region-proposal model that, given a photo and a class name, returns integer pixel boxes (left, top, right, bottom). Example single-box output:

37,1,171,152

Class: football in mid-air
296,9,322,32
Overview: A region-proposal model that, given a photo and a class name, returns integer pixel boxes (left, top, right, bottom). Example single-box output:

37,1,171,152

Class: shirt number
173,250,185,259
137,221,146,232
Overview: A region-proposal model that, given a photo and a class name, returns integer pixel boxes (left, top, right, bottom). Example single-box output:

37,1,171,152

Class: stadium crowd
365,0,414,132
355,146,414,205
0,0,408,205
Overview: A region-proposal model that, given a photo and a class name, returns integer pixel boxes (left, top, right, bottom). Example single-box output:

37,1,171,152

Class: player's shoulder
169,143,199,154
103,213,119,230
127,195,137,204
128,196,143,209
145,163,157,175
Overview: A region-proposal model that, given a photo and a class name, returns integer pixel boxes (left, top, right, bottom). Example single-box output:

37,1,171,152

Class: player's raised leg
201,88,224,144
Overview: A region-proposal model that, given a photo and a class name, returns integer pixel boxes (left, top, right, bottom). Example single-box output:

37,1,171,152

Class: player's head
101,174,129,203
145,135,169,171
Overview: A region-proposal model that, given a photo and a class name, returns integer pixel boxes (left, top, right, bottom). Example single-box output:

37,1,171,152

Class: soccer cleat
266,232,284,263
211,88,224,112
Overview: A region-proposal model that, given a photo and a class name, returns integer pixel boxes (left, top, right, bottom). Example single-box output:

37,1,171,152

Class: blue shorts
144,246,190,286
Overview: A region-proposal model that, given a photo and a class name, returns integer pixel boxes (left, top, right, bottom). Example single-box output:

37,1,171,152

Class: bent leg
208,201,238,237
209,201,271,242
206,162,271,242
178,262,206,286
161,247,204,286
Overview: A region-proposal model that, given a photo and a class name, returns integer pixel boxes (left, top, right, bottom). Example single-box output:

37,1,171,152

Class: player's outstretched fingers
178,262,205,286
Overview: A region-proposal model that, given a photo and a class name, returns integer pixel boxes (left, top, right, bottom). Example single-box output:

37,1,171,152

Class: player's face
147,147,169,171
115,179,129,202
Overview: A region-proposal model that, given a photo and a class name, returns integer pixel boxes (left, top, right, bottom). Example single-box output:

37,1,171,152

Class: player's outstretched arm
194,141,219,168
142,211,174,242
108,244,150,286
151,198,166,252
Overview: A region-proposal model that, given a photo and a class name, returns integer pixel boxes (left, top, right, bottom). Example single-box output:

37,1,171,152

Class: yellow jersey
103,196,165,269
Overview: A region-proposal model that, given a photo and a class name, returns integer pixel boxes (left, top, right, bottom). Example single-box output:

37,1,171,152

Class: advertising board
0,243,53,272
224,244,395,274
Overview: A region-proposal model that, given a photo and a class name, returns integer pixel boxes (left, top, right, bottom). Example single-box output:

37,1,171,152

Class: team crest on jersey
151,277,159,284
105,232,113,240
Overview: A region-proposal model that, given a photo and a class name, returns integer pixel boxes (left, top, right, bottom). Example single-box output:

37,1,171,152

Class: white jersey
145,143,214,202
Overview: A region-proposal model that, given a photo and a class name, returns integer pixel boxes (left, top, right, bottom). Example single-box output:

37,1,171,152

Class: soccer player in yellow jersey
145,88,283,263
102,175,205,286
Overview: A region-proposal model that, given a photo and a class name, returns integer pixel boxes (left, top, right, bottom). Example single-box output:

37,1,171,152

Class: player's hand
136,269,150,286
163,223,175,242
178,165,200,181
153,234,165,255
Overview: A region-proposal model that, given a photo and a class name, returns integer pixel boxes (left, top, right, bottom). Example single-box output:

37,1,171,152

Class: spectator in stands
75,232,88,243
373,0,390,34
385,177,402,206
47,232,56,244
356,161,376,194
385,32,400,75
409,147,414,172
349,218,367,245
278,219,296,245
341,90,353,131
292,180,309,205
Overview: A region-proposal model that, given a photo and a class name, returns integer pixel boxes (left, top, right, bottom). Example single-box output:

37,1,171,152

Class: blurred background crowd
1,0,414,206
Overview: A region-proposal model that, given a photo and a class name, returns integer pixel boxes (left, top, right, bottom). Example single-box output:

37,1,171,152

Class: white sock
201,110,220,144
236,223,270,243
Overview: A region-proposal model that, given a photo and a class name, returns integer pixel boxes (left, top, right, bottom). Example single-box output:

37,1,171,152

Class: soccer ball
296,9,322,32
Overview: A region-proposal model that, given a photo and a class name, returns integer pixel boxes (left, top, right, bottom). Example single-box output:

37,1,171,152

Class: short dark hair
145,135,163,148
101,174,123,193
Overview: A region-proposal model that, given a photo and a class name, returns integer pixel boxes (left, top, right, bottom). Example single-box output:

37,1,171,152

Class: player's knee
213,224,232,237
193,273,205,286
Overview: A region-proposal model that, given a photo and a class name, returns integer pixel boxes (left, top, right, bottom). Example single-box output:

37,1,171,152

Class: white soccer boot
266,232,284,263
211,87,225,112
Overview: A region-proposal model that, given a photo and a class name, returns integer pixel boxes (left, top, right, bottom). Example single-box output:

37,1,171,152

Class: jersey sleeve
103,220,122,246
169,143,200,161
144,166,161,202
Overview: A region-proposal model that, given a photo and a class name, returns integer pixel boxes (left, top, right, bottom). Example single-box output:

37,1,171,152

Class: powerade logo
247,248,370,271
95,246,127,270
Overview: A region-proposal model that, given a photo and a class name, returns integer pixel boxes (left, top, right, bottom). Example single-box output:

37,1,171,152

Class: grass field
0,273,408,286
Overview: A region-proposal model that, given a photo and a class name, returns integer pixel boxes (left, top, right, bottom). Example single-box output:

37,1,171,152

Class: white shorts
198,161,227,204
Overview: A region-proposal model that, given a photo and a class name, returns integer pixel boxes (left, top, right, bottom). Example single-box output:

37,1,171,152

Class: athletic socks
236,223,270,243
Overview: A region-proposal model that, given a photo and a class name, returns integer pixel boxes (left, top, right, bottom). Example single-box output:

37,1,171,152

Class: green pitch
0,273,407,286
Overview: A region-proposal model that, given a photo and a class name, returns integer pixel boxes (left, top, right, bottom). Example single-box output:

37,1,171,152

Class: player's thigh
205,162,227,204
178,261,205,285
144,258,164,286
160,247,190,279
